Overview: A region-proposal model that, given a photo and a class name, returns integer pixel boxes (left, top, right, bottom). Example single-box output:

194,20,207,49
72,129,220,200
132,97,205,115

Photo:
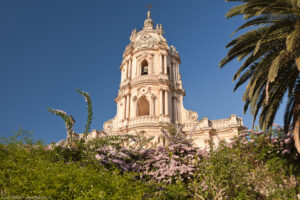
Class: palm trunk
293,89,300,153
295,20,300,71
296,53,300,71
294,37,300,152
294,114,300,153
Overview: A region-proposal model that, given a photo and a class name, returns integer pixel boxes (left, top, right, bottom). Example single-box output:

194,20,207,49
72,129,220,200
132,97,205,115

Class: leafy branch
76,88,93,138
47,108,75,143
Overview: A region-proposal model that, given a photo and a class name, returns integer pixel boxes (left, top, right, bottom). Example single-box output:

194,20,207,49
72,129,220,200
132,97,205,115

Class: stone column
177,96,182,122
153,97,156,115
123,96,127,120
136,59,139,76
132,96,137,117
149,55,154,74
165,90,169,116
174,97,177,122
168,92,172,119
176,63,179,81
150,95,156,115
160,90,163,116
173,62,177,82
126,61,129,79
126,95,130,119
129,59,132,79
149,98,153,116
171,62,175,81
160,55,163,74
121,67,124,82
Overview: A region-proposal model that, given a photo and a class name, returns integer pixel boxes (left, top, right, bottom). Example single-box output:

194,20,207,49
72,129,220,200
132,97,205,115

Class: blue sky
0,0,285,143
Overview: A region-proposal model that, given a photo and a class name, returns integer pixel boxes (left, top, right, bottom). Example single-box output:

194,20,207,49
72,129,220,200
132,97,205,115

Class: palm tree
220,0,300,152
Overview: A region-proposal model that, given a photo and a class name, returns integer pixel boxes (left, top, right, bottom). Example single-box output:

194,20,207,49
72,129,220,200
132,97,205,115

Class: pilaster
160,90,163,116
165,90,169,116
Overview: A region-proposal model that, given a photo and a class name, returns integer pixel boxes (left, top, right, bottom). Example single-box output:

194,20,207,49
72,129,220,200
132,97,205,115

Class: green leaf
253,39,262,56
286,30,297,52
268,51,283,83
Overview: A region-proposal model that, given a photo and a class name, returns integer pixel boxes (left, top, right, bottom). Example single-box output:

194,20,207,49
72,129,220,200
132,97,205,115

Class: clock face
141,34,151,41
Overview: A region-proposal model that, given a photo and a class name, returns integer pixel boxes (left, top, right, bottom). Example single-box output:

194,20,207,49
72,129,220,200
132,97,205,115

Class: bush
0,131,149,199
1,126,300,199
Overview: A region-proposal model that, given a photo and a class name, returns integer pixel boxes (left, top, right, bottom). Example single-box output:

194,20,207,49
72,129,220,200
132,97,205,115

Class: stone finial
156,24,164,35
143,11,154,30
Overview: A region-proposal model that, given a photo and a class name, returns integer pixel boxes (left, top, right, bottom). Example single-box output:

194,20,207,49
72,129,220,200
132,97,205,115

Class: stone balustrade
129,115,159,127
211,120,230,129
120,74,170,89
183,115,244,132
211,115,243,129
131,74,159,86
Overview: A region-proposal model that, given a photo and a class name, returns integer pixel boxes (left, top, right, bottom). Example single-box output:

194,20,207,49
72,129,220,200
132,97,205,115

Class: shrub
2,125,300,199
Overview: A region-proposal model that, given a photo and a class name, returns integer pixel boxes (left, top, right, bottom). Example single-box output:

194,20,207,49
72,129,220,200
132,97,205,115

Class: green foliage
76,88,93,138
0,131,181,199
1,128,300,199
221,0,300,133
47,88,94,142
47,108,75,143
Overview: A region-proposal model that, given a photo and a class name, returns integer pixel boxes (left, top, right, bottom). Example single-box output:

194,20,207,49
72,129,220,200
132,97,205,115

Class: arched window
141,60,148,76
137,96,150,116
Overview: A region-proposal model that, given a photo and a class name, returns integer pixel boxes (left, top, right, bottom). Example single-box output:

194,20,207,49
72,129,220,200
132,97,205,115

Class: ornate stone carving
130,29,137,42
140,34,152,41
156,24,164,35
151,94,156,100
141,88,147,95
170,45,179,57
134,37,156,50
136,52,149,59
132,96,137,102
147,87,151,93
123,44,133,57
104,120,113,131
186,110,198,122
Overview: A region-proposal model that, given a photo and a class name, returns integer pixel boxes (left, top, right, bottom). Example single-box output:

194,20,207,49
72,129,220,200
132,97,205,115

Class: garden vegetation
1,125,300,199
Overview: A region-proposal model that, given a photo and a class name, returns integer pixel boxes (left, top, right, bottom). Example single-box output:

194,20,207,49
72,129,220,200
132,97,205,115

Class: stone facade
98,11,246,148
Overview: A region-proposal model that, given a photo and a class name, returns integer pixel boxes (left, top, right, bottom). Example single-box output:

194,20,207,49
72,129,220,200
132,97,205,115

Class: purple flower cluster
141,143,198,183
95,145,140,172
230,126,299,159
91,126,205,183
92,138,202,183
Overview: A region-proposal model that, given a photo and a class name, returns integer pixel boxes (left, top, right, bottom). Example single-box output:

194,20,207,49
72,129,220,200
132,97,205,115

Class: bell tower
103,11,184,137
102,11,245,147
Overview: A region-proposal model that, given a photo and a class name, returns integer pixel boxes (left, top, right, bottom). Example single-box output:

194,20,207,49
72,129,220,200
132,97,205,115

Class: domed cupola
123,11,168,57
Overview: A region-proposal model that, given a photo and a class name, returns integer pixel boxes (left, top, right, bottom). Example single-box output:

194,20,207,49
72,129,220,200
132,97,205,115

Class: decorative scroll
103,120,113,131
186,110,198,122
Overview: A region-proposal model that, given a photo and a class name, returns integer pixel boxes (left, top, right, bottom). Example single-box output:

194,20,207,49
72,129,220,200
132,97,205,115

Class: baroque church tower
102,12,245,148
